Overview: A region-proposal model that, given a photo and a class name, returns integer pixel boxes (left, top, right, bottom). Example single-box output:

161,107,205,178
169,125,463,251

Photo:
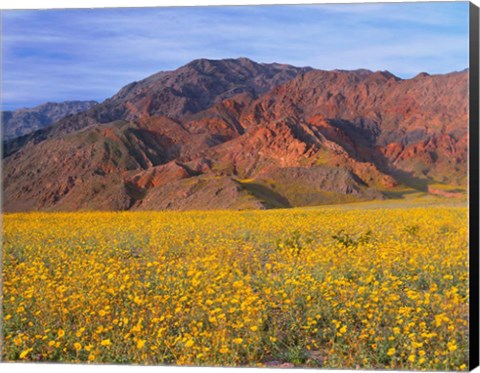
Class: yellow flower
219,346,229,354
448,342,458,352
185,339,194,348
137,339,146,349
19,348,32,359
100,339,112,347
75,330,83,338
2,202,469,367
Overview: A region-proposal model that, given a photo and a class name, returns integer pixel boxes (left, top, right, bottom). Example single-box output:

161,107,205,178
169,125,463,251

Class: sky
0,2,470,110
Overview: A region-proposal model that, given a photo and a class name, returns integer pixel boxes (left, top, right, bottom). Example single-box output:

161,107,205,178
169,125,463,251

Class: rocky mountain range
2,100,98,140
2,58,469,212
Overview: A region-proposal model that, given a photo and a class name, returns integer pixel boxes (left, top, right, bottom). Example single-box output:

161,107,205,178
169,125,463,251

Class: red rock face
2,58,470,212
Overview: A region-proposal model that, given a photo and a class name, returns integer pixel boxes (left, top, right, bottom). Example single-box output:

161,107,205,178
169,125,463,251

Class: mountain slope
3,58,309,157
230,68,468,185
2,59,469,212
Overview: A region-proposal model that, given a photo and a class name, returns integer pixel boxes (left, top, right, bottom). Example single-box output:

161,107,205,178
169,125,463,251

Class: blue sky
1,2,470,110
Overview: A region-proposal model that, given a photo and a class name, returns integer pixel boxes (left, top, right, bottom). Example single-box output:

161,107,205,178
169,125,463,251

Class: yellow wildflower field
1,200,469,370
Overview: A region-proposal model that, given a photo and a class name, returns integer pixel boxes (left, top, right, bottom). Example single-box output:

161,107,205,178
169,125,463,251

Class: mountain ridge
2,58,469,212
2,100,98,140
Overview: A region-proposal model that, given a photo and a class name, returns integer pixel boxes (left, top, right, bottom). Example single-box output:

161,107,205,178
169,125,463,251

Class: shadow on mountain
235,180,292,208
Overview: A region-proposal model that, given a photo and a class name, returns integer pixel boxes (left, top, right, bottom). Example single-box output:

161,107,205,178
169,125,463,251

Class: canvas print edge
0,1,477,370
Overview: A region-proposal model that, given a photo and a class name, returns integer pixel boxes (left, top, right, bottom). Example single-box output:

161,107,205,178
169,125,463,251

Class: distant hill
2,58,469,212
2,100,98,140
